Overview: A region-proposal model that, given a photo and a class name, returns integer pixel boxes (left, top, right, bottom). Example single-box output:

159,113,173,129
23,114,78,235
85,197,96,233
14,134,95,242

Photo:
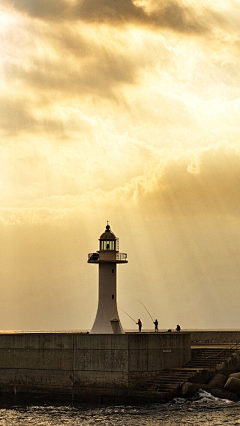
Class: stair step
185,364,220,367
186,362,226,365
150,381,189,386
150,373,196,377
150,377,193,382
146,346,238,394
149,386,178,391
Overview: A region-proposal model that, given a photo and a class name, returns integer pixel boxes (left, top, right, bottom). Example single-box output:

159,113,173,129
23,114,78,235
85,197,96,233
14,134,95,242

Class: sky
1,0,240,331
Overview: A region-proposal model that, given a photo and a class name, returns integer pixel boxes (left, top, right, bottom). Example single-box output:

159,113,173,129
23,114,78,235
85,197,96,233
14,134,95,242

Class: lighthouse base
91,318,124,334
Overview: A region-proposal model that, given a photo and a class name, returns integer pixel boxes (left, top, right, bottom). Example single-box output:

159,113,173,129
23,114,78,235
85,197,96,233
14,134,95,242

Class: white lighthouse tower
88,223,128,334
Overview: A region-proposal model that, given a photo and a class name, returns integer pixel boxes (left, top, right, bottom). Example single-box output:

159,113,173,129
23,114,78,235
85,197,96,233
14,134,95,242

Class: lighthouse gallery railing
88,252,127,261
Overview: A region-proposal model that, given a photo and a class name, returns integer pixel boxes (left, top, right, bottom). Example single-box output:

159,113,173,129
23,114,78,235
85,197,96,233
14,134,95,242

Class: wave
173,389,233,406
196,389,233,405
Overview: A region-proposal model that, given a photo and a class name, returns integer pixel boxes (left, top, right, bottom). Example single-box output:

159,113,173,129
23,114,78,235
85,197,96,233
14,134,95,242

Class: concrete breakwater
0,332,190,403
190,330,240,343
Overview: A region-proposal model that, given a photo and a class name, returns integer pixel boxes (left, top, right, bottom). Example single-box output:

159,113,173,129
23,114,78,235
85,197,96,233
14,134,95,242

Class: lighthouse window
112,295,114,299
100,240,115,250
112,269,114,273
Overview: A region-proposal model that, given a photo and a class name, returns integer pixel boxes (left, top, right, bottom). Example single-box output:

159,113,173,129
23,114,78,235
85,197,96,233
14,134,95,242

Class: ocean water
0,391,240,426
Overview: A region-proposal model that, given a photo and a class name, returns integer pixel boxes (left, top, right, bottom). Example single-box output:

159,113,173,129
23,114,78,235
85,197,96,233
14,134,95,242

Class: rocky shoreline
182,371,240,401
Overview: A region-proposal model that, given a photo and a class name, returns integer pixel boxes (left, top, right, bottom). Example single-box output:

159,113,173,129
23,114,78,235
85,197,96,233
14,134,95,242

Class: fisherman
136,319,142,332
153,319,158,332
176,324,181,332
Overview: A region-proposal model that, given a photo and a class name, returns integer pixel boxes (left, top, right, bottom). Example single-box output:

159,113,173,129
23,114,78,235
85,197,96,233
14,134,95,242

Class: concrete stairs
146,368,199,394
145,347,236,400
184,348,235,369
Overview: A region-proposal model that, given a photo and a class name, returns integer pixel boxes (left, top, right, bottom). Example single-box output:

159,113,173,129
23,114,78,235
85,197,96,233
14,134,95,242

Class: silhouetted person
176,324,181,332
154,319,158,332
136,319,142,332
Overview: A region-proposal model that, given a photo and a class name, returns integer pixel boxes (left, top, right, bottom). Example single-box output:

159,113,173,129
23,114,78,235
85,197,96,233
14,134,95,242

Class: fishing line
119,307,136,324
136,299,154,322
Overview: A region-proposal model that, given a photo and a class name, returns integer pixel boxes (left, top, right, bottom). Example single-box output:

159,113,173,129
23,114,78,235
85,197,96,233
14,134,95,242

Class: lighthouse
88,223,128,334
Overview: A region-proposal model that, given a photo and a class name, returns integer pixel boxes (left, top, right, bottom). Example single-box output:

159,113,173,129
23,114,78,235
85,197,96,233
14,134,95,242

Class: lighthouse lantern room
88,223,127,334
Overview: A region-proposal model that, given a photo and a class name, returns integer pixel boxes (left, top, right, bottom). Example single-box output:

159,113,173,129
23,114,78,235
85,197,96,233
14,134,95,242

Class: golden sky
1,0,240,330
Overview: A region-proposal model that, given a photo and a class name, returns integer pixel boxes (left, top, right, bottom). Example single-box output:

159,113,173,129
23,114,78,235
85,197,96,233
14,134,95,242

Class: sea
0,391,240,426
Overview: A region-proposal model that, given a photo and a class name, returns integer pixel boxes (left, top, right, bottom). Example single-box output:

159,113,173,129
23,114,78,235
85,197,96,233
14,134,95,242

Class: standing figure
153,319,158,332
136,319,142,332
176,324,181,332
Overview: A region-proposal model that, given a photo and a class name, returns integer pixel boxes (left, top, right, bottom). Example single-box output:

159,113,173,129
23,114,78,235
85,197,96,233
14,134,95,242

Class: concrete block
147,334,163,350
229,372,240,380
128,371,156,388
128,335,148,350
147,350,164,371
0,333,73,350
181,382,212,397
74,370,128,388
148,333,190,349
0,369,73,386
211,388,238,401
128,350,148,372
74,349,128,372
190,331,240,344
75,334,128,350
73,385,128,398
225,377,240,397
208,374,227,388
0,349,73,370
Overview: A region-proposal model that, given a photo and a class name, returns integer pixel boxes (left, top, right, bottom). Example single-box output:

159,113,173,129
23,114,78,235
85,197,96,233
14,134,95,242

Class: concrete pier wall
128,333,190,388
190,331,240,343
0,332,190,401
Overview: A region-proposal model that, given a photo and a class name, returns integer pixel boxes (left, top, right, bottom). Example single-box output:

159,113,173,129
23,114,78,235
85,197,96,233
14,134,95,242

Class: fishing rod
136,299,154,322
119,307,136,324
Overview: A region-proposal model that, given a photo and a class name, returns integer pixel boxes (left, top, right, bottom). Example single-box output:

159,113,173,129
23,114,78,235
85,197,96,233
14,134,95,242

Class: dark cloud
0,97,65,137
4,0,69,20
49,30,90,58
74,0,146,25
4,40,139,100
4,0,211,34
0,97,36,135
76,0,207,33
150,2,206,33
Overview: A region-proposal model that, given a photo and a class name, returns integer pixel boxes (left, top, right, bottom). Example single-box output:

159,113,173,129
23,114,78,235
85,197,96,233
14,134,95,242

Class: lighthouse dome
100,223,116,240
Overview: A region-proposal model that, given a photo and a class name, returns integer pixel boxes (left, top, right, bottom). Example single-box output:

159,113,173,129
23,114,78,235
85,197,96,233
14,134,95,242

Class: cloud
74,0,146,25
3,0,70,21
2,0,238,117
0,97,36,135
0,144,239,225
146,1,208,33
4,30,140,101
0,96,68,137
3,0,217,34
140,145,240,217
